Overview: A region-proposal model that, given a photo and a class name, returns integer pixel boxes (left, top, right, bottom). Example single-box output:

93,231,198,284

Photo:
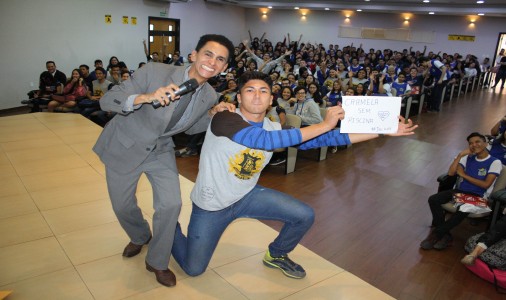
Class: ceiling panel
205,0,506,17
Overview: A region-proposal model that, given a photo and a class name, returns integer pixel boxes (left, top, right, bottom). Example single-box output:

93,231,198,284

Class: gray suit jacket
93,63,218,174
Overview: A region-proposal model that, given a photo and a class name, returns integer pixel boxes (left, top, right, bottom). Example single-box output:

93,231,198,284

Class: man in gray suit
93,34,235,287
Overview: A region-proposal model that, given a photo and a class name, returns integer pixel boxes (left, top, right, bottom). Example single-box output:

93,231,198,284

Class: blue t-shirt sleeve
297,129,351,150
211,111,302,150
232,126,302,150
212,111,351,150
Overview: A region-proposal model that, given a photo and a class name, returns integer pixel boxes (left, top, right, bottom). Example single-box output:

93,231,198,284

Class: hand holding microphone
151,79,199,108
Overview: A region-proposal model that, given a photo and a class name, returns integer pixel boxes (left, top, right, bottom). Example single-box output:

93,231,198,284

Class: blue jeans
171,185,315,276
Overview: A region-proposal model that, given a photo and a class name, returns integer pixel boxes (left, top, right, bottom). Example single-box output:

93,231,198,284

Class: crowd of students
24,34,501,129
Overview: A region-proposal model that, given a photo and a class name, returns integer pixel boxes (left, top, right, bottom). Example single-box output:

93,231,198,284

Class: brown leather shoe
145,261,176,287
122,235,152,258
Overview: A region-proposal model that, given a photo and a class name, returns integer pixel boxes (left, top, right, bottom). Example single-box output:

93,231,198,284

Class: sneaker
175,147,188,157
420,232,438,250
330,146,338,153
181,149,198,157
433,234,452,250
262,250,306,279
269,157,286,166
21,99,33,105
461,255,477,266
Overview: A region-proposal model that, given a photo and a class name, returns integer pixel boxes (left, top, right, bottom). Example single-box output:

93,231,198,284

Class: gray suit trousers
105,150,181,270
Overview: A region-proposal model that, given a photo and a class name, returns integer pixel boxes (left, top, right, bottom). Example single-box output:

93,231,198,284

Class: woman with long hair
307,82,324,106
106,56,119,71
47,69,88,112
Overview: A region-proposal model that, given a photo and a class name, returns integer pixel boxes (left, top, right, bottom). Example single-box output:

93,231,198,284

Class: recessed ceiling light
268,6,272,9
365,0,370,2
357,9,362,12
325,8,329,11
428,12,435,15
478,13,485,16
477,1,484,3
294,7,299,10
423,0,430,3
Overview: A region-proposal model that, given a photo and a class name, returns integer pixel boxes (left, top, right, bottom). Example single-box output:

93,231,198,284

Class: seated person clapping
47,69,88,112
367,71,392,96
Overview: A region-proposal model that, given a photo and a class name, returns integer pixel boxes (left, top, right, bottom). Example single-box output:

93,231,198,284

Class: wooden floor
1,85,504,299
177,85,506,300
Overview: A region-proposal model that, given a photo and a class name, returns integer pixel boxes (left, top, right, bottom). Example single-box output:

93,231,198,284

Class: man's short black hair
46,61,55,66
117,61,127,69
195,34,234,63
293,86,306,95
95,67,106,75
79,64,89,70
94,59,103,65
467,132,486,142
237,71,272,93
418,57,430,64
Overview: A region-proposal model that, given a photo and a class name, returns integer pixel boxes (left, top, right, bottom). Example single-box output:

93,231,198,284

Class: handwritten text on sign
340,96,401,134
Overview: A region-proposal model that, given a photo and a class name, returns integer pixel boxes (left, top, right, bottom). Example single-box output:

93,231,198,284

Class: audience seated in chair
81,67,111,118
420,132,502,251
290,86,323,126
89,70,129,127
23,61,67,112
47,69,88,112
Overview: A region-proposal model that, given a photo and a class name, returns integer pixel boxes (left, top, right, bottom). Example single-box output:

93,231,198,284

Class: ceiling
204,0,506,17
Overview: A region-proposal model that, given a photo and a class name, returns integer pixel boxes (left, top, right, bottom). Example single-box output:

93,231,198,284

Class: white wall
1,1,503,110
0,0,245,110
245,9,504,60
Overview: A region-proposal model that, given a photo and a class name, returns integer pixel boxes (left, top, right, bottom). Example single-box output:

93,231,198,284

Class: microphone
151,78,199,108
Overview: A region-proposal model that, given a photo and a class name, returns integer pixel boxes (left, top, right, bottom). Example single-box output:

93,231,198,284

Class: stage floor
0,113,393,299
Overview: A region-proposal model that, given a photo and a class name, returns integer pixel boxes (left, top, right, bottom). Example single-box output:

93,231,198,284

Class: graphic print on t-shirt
228,148,265,180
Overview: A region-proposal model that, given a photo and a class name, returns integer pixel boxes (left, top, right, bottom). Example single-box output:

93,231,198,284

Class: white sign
340,96,402,134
